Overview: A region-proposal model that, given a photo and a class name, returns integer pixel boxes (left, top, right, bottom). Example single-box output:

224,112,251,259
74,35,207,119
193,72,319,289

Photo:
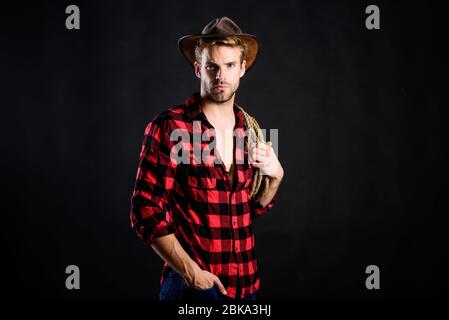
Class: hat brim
178,33,261,71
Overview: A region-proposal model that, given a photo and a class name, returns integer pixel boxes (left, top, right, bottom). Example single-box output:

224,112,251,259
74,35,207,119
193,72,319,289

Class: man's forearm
150,233,200,284
258,171,284,207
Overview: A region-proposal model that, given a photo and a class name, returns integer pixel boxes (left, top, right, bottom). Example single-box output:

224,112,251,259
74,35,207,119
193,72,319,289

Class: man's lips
214,85,228,91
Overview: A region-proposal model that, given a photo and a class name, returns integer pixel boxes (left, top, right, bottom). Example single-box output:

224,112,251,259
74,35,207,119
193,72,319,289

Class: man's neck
200,93,235,123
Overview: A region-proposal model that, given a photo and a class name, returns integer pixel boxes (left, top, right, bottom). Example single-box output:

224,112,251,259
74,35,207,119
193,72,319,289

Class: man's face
194,45,246,103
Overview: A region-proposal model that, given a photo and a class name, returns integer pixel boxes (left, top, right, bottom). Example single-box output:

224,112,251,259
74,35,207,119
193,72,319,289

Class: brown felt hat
178,16,261,71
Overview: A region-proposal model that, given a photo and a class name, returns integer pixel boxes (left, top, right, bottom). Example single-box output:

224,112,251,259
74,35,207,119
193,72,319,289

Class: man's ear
240,60,246,78
194,61,201,79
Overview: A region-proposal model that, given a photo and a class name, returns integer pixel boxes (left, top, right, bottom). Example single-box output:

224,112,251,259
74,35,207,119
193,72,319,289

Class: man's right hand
150,234,227,296
185,268,227,295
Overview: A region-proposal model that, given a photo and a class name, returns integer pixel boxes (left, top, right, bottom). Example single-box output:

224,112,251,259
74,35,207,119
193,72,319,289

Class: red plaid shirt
130,92,279,299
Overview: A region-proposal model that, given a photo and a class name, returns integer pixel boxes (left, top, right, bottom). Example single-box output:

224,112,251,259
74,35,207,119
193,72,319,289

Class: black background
1,0,448,300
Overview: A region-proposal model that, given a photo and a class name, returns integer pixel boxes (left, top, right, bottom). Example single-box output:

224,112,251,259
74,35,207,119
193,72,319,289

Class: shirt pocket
186,164,217,189
180,165,218,204
187,175,217,189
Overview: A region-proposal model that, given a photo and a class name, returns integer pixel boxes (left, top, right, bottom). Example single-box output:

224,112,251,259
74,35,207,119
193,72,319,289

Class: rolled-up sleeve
130,115,178,246
250,186,280,220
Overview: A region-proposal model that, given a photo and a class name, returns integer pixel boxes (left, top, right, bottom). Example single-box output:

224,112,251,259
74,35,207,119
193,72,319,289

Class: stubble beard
206,83,238,104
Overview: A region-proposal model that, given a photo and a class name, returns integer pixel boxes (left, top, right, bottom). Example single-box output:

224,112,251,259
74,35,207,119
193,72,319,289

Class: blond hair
194,36,248,65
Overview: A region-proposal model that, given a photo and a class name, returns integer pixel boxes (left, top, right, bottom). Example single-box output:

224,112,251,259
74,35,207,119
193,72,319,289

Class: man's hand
248,139,284,208
151,234,227,295
184,265,227,295
249,140,284,181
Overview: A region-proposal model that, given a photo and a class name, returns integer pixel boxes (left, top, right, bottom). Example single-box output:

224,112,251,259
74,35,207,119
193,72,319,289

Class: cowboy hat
178,16,261,71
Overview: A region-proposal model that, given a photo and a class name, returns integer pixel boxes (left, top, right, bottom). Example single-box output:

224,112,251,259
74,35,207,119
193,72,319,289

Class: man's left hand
249,140,284,181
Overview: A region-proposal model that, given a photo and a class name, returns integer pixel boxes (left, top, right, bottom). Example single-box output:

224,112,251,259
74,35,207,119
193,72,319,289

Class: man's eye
206,65,215,70
227,64,235,68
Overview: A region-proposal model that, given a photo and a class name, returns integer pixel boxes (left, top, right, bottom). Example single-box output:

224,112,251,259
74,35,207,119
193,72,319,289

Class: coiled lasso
236,105,272,201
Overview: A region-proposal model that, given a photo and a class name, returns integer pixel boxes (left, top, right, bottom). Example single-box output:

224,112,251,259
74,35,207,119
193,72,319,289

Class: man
130,16,284,300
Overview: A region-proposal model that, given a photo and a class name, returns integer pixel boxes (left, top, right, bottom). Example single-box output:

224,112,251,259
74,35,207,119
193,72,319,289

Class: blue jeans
159,268,257,301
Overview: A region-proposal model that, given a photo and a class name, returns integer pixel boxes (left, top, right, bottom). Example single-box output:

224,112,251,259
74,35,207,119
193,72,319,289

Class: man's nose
215,67,226,80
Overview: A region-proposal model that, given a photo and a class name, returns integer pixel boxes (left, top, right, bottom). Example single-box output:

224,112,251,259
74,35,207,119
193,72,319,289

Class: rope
236,105,271,201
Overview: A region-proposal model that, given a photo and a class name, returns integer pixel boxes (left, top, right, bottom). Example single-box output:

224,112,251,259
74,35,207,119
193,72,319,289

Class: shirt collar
185,92,246,130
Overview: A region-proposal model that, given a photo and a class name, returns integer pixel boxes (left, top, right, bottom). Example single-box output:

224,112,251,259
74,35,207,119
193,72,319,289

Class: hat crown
201,16,242,36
